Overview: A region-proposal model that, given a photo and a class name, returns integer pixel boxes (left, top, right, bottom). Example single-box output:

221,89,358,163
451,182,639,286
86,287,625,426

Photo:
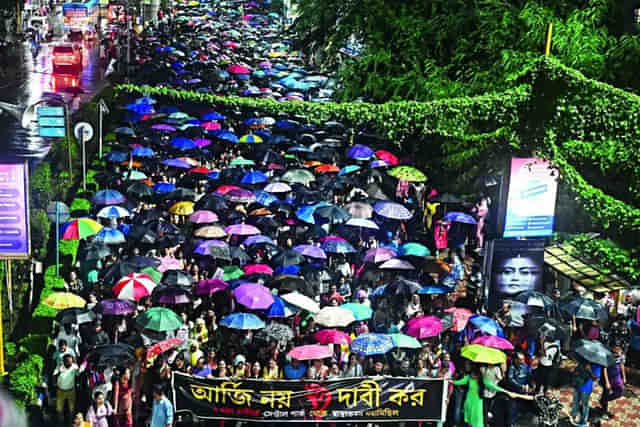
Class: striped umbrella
373,201,413,220
97,205,131,219
61,218,103,240
113,273,157,300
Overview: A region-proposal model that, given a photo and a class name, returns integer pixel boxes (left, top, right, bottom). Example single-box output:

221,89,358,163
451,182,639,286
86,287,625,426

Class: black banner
172,372,446,422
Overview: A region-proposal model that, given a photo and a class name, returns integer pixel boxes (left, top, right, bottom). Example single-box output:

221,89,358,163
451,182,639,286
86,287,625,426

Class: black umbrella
102,261,140,285
124,255,162,269
127,181,155,199
80,243,112,262
229,246,250,265
86,343,136,367
164,187,197,201
514,291,555,310
128,225,159,244
254,322,294,343
195,194,229,211
271,275,314,296
384,278,422,296
272,249,305,267
207,244,232,261
152,285,192,305
134,208,165,224
56,307,96,325
526,316,567,341
161,270,193,288
574,339,615,367
559,297,607,322
314,205,351,224
430,193,463,204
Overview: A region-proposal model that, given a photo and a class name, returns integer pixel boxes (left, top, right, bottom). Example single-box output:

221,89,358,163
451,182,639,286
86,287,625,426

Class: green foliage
59,240,80,265
30,209,50,260
31,162,53,209
569,234,640,282
9,354,43,408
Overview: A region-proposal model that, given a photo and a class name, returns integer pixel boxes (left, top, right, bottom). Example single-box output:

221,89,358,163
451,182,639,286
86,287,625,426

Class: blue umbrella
170,137,196,150
215,131,238,143
399,242,431,257
418,285,452,295
97,205,130,219
153,182,177,194
295,202,331,224
105,152,128,162
241,171,268,184
274,265,301,275
132,147,155,157
219,313,265,330
208,171,220,180
162,159,192,169
243,235,275,246
202,112,226,121
125,103,154,115
276,120,299,130
255,190,277,207
264,296,298,318
347,144,374,160
469,315,504,337
159,106,180,114
443,212,477,225
95,227,126,245
114,127,135,136
373,201,413,220
350,333,393,356
339,165,361,176
321,240,356,254
92,189,126,205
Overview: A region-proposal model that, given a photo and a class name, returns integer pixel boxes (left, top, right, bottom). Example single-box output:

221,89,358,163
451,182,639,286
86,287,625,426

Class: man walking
149,385,173,427
571,359,601,426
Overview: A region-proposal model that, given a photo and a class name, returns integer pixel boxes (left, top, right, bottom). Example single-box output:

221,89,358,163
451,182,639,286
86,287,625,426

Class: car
52,43,82,74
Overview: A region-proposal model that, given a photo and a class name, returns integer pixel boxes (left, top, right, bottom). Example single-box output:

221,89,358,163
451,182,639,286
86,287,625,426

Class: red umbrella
215,185,243,195
471,335,514,350
243,264,274,276
405,315,443,338
147,338,184,359
444,307,474,332
188,167,211,175
288,344,333,361
375,150,399,165
113,273,157,300
227,64,250,74
314,329,352,345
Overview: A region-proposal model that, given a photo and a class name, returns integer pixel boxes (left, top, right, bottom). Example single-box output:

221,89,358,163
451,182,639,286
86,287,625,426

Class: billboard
503,157,558,238
173,373,446,423
0,163,30,259
487,239,545,315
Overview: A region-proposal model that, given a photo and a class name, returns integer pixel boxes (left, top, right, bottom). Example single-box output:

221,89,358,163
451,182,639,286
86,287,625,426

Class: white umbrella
97,205,131,219
281,292,320,314
314,307,356,328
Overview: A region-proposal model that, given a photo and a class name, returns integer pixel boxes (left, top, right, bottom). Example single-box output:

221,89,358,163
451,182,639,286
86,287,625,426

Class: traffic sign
39,127,65,138
38,117,65,127
74,121,94,141
36,106,64,117
98,98,110,114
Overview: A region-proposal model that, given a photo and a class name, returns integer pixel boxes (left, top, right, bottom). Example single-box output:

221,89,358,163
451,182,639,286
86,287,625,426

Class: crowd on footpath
40,2,640,427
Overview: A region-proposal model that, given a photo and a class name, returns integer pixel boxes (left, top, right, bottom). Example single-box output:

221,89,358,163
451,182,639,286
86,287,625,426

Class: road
0,36,106,162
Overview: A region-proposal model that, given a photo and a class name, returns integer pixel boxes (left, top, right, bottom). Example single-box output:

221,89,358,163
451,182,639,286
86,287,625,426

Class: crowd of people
41,1,640,427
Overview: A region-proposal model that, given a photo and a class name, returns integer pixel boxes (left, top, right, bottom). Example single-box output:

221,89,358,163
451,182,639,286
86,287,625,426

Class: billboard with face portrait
487,239,545,318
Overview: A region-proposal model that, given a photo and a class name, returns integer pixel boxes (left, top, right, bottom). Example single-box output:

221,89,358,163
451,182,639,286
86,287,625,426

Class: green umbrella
461,344,506,365
388,166,427,182
70,198,91,211
140,267,162,283
178,123,199,131
168,112,189,120
136,307,182,331
282,169,315,185
388,333,422,349
400,242,431,257
122,171,148,180
223,265,244,281
230,157,255,166
340,302,373,321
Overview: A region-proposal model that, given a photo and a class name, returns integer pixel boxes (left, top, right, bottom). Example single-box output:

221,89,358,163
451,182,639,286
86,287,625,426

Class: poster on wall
0,163,30,259
503,157,558,238
487,239,545,316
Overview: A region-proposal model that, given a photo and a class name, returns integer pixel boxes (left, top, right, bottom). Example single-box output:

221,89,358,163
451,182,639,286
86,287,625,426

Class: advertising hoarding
0,163,30,259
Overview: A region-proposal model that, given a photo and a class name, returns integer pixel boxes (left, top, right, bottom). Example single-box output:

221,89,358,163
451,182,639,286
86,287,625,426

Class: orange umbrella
315,164,339,174
121,160,143,168
250,208,272,216
304,161,322,167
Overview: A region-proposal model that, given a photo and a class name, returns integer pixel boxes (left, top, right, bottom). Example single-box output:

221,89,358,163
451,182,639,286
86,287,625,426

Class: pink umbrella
472,335,514,350
225,224,261,236
234,283,274,310
190,210,219,224
320,235,347,243
194,279,228,296
193,138,212,148
444,307,473,332
156,256,182,273
243,264,274,276
201,121,221,131
223,41,240,49
363,247,397,263
314,329,352,345
405,315,443,338
378,258,415,270
215,185,243,195
288,344,333,361
227,64,250,74
375,150,399,166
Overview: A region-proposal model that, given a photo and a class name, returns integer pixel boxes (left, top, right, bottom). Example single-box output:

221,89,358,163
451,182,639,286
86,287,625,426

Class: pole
81,131,86,191
99,104,103,159
65,104,73,180
5,260,11,316
56,202,60,277
545,23,553,56
0,261,5,376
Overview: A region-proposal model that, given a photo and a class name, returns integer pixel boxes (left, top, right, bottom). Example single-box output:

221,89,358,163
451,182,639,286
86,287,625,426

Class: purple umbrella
363,247,397,263
96,298,136,315
151,124,176,132
225,188,256,204
347,144,374,160
194,138,212,148
373,201,413,220
225,224,261,236
243,235,275,246
162,158,192,169
194,279,228,296
193,239,228,255
293,244,327,259
443,211,477,225
264,182,292,193
234,283,274,310
190,210,219,223
378,258,415,270
153,286,192,305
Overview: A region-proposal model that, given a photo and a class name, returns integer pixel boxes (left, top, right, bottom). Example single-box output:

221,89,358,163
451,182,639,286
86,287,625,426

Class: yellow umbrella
460,344,506,365
43,292,86,310
169,201,195,216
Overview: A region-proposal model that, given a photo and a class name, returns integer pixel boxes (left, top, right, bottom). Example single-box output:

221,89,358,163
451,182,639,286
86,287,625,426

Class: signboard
487,238,545,315
503,157,558,238
173,373,446,423
0,163,30,259
74,121,94,141
37,105,66,139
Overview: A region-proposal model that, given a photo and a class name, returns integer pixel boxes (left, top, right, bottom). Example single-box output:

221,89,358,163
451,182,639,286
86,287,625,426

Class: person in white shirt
536,335,560,393
54,354,78,423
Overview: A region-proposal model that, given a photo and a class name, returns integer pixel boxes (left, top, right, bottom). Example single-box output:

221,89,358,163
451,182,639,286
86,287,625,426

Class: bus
62,0,99,35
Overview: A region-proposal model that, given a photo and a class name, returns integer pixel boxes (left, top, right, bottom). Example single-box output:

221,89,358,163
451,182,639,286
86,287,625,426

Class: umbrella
86,343,135,367
265,295,298,318
225,188,257,204
281,292,320,313
288,344,333,361
574,339,615,366
152,286,192,305
344,202,373,219
443,211,477,225
193,279,228,296
126,182,155,199
161,270,193,288
43,292,86,310
169,201,195,216
61,218,103,240
194,225,227,238
223,265,244,281
363,248,397,264
96,227,126,245
147,338,184,359
282,169,315,185
241,171,268,184
234,283,274,309
157,257,184,273
321,239,356,254
469,315,504,337
418,285,452,295
56,307,96,325
271,275,313,295
559,297,607,321
243,264,274,276
385,278,422,296
264,182,292,193
514,291,554,309
293,244,327,259
255,323,294,343
379,258,415,270
373,201,412,220
388,166,427,182
405,316,443,338
314,307,356,327
97,205,131,219
225,224,261,236
399,243,431,257
190,210,219,224
345,218,379,230
81,243,112,261
113,273,157,300
272,249,304,267
351,333,393,356
243,235,275,246
136,307,183,331
92,189,126,205
96,299,136,315
389,333,421,349
471,335,515,350
341,303,373,321
444,307,474,332
314,329,352,345
461,344,506,364
347,144,374,160
375,150,399,165
219,312,265,330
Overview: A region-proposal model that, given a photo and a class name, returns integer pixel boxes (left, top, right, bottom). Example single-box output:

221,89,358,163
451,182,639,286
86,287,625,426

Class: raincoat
452,375,506,427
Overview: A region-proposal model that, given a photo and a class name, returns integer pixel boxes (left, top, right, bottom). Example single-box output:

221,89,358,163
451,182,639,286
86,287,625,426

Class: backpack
548,343,562,367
